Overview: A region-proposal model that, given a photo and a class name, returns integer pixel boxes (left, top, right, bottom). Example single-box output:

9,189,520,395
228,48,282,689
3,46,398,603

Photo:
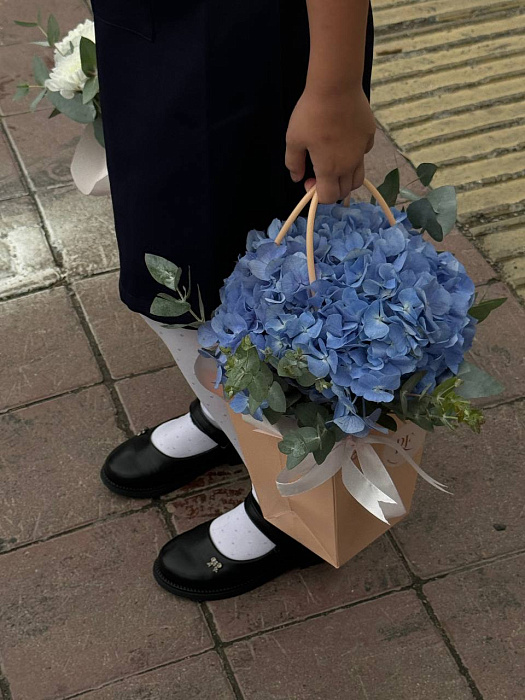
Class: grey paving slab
5,110,82,188
74,272,174,379
0,127,26,198
0,286,101,411
393,401,525,577
0,511,213,700
0,385,146,553
39,184,119,279
425,555,525,700
0,0,89,47
0,196,58,299
75,652,235,700
227,590,473,700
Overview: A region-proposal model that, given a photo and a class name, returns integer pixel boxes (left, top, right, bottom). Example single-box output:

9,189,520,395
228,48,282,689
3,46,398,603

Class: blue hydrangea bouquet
146,165,506,564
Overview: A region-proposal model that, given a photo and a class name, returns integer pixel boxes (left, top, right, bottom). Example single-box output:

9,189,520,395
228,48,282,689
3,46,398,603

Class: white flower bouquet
14,13,109,195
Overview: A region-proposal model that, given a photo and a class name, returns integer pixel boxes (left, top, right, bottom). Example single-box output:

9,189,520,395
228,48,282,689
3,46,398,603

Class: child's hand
285,85,375,204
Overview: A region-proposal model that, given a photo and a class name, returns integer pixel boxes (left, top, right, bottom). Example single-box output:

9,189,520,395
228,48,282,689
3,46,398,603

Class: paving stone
0,42,50,115
0,196,59,300
39,185,119,278
5,110,82,188
74,272,174,379
76,652,235,700
227,590,472,700
360,127,426,200
425,555,525,700
0,0,89,47
115,366,196,432
166,478,251,532
0,286,101,411
0,386,147,552
468,282,525,403
393,401,525,577
0,128,26,198
0,511,212,700
209,536,410,642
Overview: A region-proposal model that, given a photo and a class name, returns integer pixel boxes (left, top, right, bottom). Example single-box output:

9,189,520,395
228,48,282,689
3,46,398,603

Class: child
94,0,375,600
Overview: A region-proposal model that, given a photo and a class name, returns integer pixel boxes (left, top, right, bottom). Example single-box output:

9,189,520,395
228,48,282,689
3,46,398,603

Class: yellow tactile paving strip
372,0,525,301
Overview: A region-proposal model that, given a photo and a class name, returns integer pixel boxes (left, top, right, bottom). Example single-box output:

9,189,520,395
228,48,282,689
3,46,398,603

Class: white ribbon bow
244,415,450,525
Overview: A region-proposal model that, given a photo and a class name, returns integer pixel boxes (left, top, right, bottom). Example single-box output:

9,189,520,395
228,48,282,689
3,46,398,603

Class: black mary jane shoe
153,491,322,601
100,399,241,499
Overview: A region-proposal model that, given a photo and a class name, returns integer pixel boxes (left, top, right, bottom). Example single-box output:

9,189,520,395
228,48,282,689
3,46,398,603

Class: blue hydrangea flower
198,201,476,437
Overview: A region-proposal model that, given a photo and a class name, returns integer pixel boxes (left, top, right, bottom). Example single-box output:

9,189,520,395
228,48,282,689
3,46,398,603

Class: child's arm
286,0,375,204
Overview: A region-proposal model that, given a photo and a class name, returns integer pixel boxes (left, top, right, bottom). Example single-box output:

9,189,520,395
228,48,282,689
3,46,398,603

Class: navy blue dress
92,0,374,320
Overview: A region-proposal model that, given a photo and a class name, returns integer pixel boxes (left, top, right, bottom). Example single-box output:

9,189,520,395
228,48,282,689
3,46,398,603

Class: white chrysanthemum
54,19,95,61
45,19,96,99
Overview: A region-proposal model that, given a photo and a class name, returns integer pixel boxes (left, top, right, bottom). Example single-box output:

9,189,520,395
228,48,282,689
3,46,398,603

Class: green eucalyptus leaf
313,428,336,465
93,116,105,147
14,20,39,27
407,198,443,241
433,376,459,398
296,370,317,388
268,381,287,413
82,75,99,104
427,185,457,236
375,168,400,207
144,254,182,291
469,297,506,323
46,90,96,123
32,55,49,86
294,402,330,428
13,84,30,101
46,14,60,47
30,88,46,111
31,40,51,46
375,412,398,432
455,361,504,399
416,163,438,187
263,407,283,424
150,295,190,318
278,427,320,470
248,394,260,416
399,187,420,202
79,36,97,77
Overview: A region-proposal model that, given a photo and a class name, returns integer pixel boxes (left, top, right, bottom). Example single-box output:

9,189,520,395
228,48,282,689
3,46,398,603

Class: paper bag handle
274,179,396,284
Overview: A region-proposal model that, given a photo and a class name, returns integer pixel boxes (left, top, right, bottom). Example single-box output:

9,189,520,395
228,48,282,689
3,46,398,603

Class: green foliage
278,427,321,470
375,168,400,207
93,115,105,147
416,163,438,187
79,37,97,77
13,83,30,101
145,254,205,327
46,91,96,123
32,55,49,86
469,297,506,323
455,361,504,399
46,14,60,47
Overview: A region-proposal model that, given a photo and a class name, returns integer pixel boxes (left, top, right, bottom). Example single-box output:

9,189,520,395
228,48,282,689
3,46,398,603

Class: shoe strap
244,491,311,554
189,399,230,448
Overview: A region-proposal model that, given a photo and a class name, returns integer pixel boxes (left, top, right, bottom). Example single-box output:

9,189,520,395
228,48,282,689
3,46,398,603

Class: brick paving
0,2,524,699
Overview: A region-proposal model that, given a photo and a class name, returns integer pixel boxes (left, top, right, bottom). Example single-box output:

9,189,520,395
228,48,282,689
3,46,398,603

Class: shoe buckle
206,556,223,573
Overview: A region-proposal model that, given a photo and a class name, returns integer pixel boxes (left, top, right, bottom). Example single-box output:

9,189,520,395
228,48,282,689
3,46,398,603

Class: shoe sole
152,555,320,602
99,456,242,499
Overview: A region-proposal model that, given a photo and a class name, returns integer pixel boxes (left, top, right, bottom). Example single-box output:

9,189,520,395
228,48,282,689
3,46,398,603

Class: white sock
209,487,276,561
141,317,243,458
151,411,219,458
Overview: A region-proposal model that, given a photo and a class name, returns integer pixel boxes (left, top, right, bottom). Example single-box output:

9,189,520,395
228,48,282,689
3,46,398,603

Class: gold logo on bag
207,556,223,573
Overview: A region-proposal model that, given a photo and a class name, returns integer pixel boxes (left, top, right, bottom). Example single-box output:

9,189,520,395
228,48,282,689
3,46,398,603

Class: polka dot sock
209,487,276,561
150,408,220,459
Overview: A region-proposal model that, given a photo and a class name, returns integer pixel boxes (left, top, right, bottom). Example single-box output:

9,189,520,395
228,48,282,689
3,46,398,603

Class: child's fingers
285,142,307,182
351,160,365,191
304,178,316,192
316,176,341,204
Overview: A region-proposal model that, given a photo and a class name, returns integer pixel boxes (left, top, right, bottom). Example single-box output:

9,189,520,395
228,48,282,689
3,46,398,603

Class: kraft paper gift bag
228,408,426,568
195,353,426,568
